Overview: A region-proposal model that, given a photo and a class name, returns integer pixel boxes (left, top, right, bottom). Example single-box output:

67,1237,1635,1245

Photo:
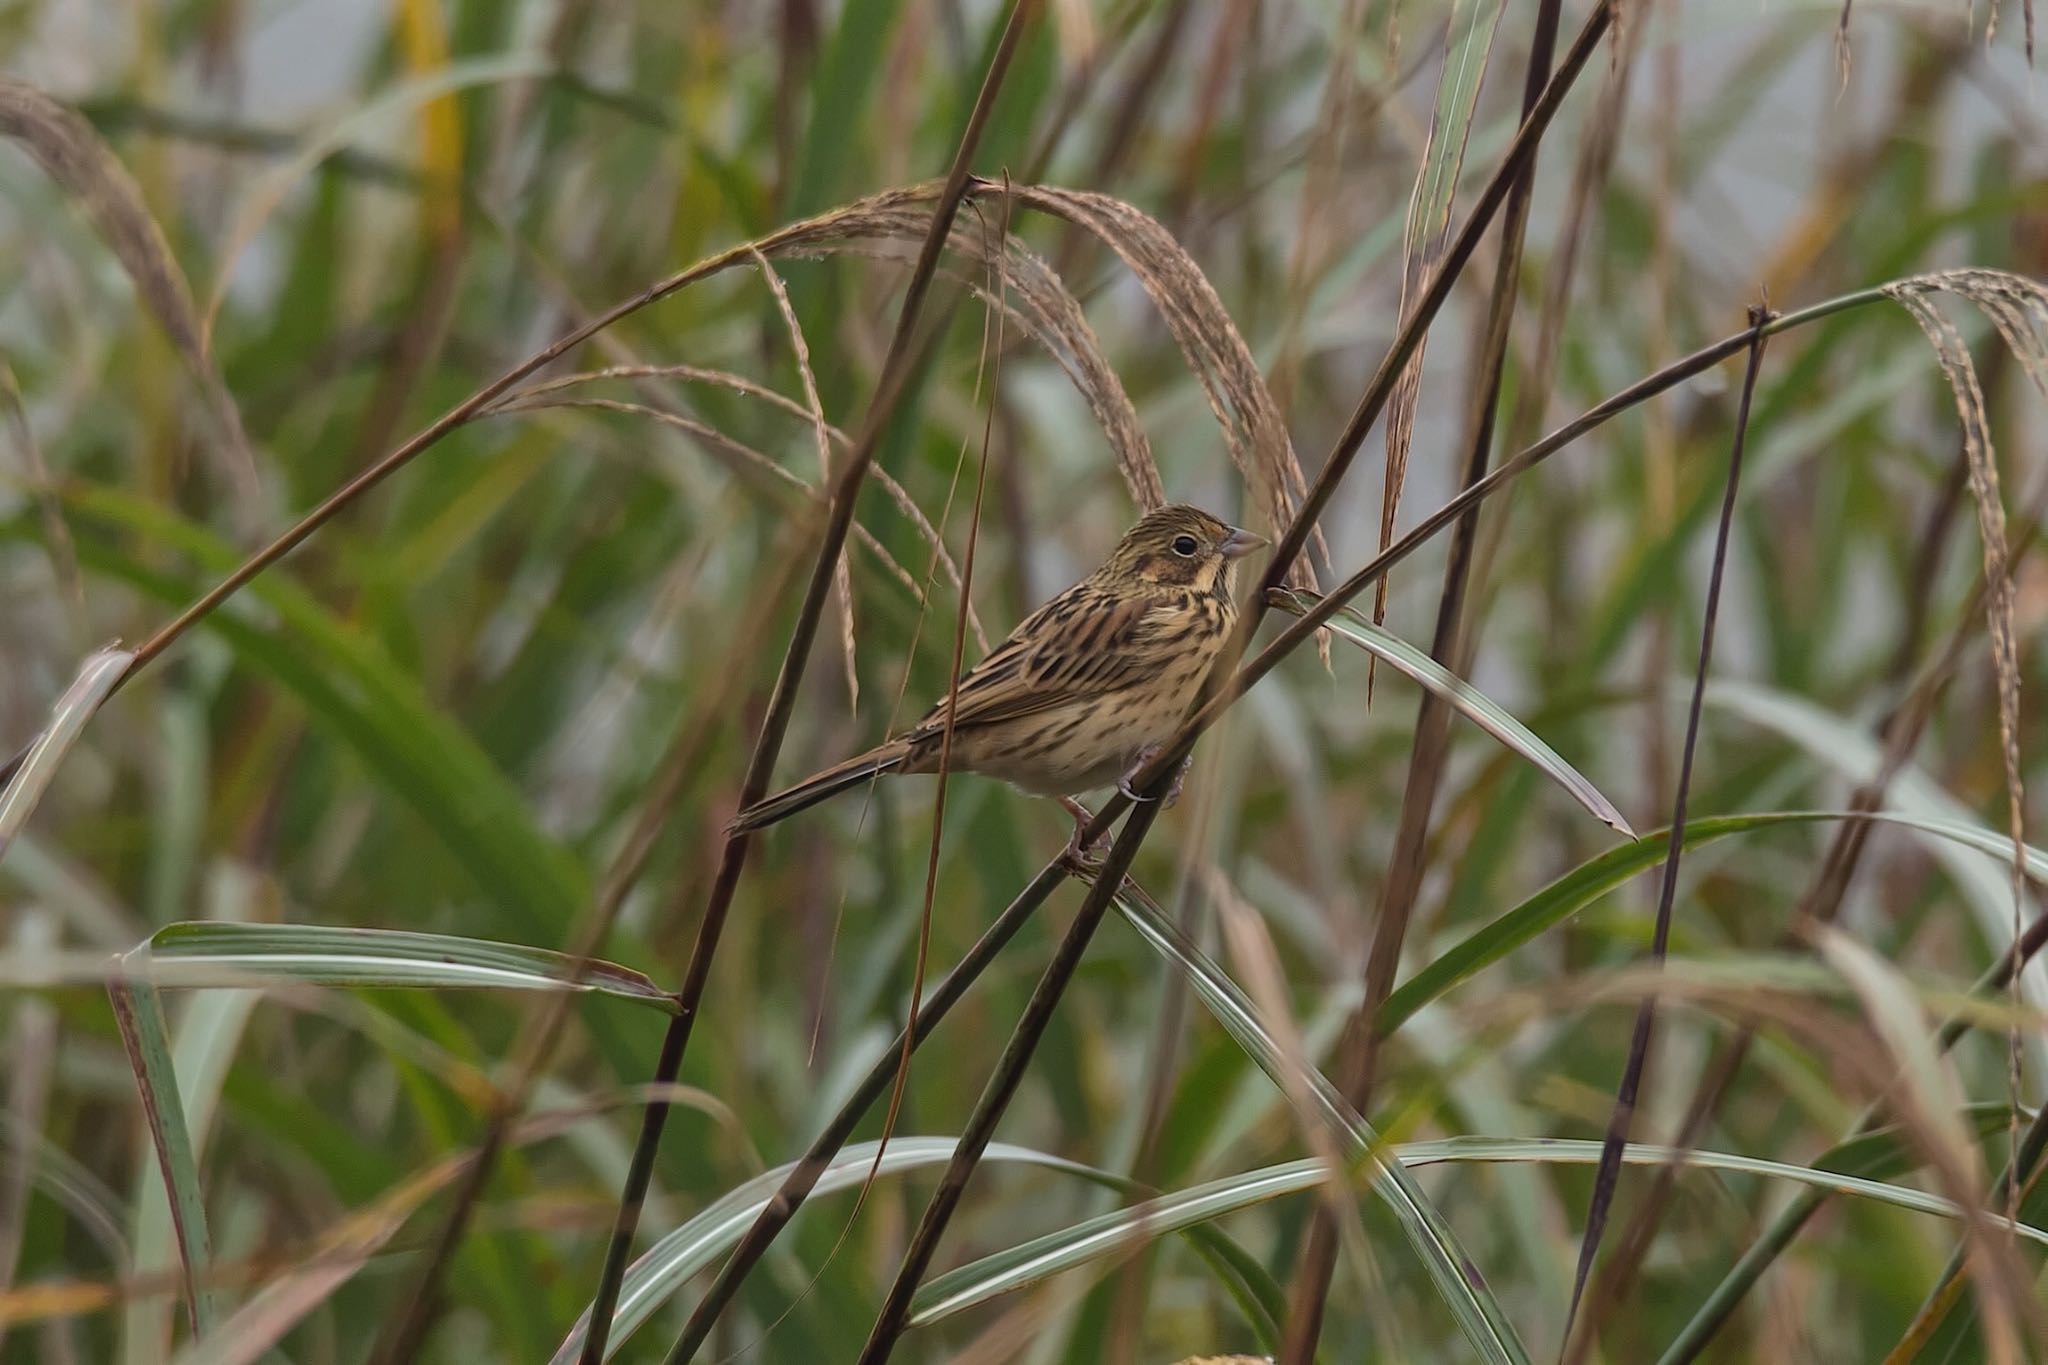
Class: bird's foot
1115,746,1187,807
1058,797,1108,873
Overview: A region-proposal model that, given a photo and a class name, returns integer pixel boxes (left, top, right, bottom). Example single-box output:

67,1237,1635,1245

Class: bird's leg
1116,745,1188,807
1058,796,1108,871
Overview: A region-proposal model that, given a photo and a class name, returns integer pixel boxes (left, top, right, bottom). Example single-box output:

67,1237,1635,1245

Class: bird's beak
1219,526,1269,560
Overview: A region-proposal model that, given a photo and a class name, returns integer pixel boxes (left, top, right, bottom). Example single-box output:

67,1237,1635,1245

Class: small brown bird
731,505,1267,846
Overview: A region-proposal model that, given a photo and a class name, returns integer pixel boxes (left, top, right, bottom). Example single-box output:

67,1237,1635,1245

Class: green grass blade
1380,808,2048,1034
1111,886,1534,1365
0,646,132,861
912,1133,2048,1328
107,964,218,1342
550,1139,1105,1364
1273,588,1633,835
137,922,676,1010
20,489,591,942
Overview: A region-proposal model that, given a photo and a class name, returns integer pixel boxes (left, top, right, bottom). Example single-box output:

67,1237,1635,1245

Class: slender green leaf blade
108,965,216,1338
1273,589,1632,836
1381,809,2048,1035
913,1135,2048,1327
1111,885,1533,1365
140,923,677,1011
550,1139,1105,1364
0,646,132,861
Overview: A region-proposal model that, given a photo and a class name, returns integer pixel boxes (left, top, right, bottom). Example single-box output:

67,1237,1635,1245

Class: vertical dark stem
852,802,1165,1365
373,536,806,1365
662,858,1073,1363
574,6,1040,1360
1562,438,1978,1356
1558,308,1773,1362
1278,1,1563,1353
1654,497,2048,1365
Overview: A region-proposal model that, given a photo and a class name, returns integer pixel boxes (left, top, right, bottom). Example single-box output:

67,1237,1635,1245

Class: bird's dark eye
1170,534,1199,557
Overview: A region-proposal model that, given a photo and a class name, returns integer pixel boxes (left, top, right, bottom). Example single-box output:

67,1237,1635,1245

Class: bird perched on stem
730,505,1267,856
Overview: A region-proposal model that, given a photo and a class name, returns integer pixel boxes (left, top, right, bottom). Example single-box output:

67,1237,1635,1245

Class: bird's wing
910,585,1159,735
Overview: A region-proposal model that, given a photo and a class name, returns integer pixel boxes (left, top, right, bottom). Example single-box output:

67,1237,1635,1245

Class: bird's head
1098,504,1268,597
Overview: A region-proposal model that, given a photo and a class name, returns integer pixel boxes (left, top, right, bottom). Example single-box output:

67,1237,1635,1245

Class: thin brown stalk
573,7,1039,1360
852,800,1165,1365
1560,307,1773,1360
753,247,860,714
867,178,1013,1225
1566,435,1981,1353
345,231,466,498
1280,0,1565,1351
0,359,82,615
1162,0,1258,233
661,854,1072,1363
1462,0,1649,679
771,0,819,213
1267,0,1370,419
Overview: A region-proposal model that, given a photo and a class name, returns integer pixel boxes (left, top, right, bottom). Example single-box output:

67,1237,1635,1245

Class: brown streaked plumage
730,505,1266,834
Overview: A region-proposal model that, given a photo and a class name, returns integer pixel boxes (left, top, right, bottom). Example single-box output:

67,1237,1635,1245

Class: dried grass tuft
491,181,1312,643
1885,266,2048,1235
0,78,259,515
977,182,1331,598
766,187,1165,515
753,248,860,714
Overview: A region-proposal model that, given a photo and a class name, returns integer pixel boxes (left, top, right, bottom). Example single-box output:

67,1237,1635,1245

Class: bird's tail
729,741,910,833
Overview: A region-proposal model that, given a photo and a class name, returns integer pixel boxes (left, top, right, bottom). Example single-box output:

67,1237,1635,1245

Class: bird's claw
1116,746,1187,807
1059,797,1108,872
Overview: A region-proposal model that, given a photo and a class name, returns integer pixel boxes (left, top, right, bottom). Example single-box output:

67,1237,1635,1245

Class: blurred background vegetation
3,0,2048,1361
